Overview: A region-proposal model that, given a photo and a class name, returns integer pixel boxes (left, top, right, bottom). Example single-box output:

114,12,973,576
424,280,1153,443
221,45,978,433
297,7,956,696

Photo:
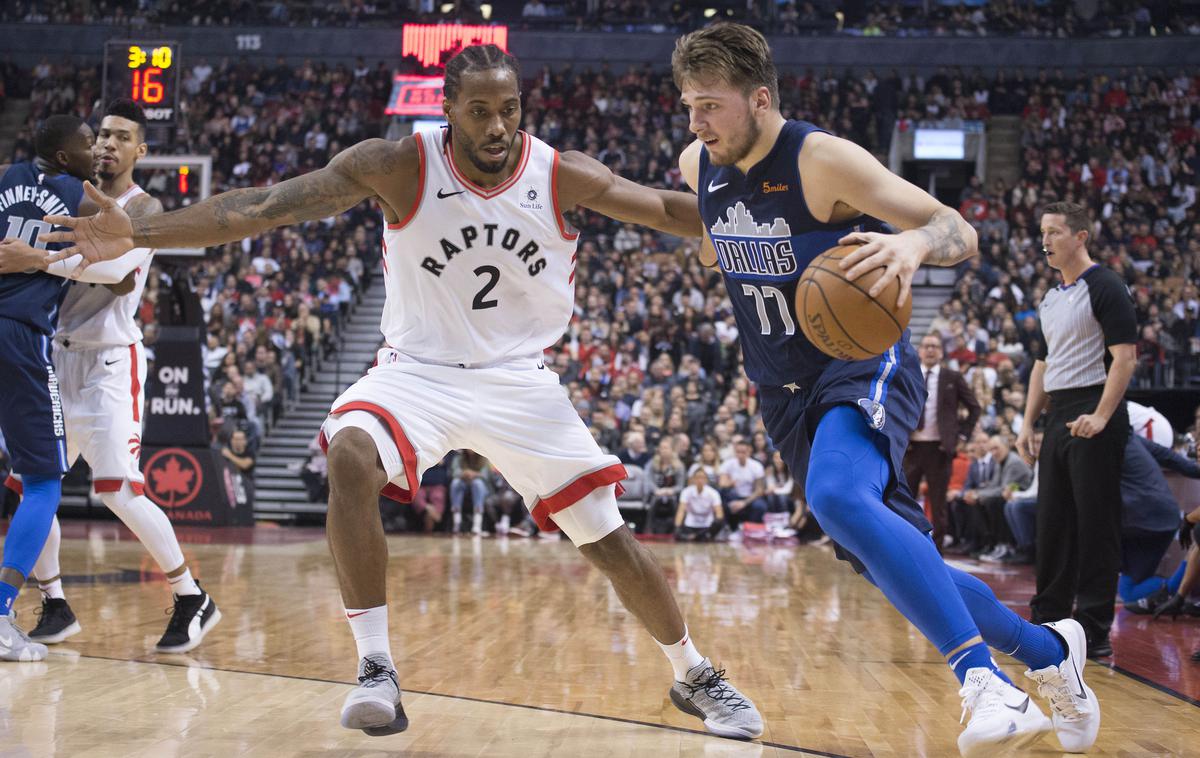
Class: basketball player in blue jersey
673,25,1098,756
0,115,106,661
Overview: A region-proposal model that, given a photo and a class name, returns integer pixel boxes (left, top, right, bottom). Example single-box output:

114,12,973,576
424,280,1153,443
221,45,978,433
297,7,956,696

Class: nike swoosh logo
0,635,12,647
949,651,971,670
104,359,120,366
1070,658,1087,699
707,181,728,192
1007,696,1031,714
437,188,465,199
346,610,370,619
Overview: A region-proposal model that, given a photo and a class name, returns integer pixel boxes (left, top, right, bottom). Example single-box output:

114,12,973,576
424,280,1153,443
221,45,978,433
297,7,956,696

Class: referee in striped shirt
1016,201,1137,659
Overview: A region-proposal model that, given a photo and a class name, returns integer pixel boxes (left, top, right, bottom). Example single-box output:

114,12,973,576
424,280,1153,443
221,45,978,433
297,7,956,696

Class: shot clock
101,40,181,130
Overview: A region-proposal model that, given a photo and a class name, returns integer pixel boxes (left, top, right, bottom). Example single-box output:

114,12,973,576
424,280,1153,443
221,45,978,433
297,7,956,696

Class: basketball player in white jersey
40,47,763,739
2,100,220,653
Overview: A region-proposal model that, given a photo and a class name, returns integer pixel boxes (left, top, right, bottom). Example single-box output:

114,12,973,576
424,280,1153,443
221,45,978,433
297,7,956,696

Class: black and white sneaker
155,585,221,654
28,598,82,644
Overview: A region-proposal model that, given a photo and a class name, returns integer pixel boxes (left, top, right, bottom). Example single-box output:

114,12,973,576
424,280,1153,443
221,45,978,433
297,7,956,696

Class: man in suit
905,333,982,552
971,436,1034,561
946,434,990,554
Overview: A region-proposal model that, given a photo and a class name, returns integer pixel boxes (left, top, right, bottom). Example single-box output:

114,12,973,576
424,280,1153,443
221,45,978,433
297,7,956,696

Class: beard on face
707,108,761,167
456,127,516,175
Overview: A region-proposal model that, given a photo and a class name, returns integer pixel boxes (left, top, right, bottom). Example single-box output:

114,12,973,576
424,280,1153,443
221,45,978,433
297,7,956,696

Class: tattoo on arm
916,207,974,266
133,139,387,248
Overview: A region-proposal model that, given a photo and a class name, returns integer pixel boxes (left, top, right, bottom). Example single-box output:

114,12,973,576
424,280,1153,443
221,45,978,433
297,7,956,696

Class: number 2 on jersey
472,265,500,310
741,283,795,336
5,215,53,250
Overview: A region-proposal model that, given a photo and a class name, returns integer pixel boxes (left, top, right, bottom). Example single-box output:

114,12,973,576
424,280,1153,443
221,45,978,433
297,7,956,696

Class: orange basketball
796,244,912,361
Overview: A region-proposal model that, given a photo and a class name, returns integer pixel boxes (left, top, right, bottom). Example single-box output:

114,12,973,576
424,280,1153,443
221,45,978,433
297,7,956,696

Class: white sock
657,625,706,681
100,484,187,584
345,606,393,665
39,577,65,600
167,567,201,597
33,516,64,598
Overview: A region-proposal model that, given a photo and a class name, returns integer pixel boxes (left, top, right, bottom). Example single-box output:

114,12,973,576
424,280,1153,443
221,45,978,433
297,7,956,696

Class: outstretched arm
557,150,703,239
44,138,408,263
47,193,163,283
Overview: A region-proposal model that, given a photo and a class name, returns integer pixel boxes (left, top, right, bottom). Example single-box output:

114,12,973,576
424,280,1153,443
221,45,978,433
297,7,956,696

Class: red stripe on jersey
551,151,581,242
129,343,142,423
388,135,426,230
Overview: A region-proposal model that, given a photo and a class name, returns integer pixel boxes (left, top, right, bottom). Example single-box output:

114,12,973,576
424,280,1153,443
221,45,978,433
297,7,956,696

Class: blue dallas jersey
699,119,903,388
0,161,84,335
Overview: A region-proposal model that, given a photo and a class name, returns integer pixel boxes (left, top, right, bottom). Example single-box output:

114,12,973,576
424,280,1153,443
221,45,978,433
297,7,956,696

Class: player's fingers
866,264,897,298
892,270,915,308
82,180,113,209
44,246,82,263
842,248,887,280
42,215,78,231
837,240,882,270
837,232,876,247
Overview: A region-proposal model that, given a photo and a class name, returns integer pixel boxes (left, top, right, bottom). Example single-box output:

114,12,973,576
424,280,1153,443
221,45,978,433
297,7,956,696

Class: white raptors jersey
380,130,579,366
56,184,154,348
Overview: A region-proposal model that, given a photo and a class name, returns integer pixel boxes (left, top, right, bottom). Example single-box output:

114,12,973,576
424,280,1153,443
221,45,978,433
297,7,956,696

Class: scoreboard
102,40,181,129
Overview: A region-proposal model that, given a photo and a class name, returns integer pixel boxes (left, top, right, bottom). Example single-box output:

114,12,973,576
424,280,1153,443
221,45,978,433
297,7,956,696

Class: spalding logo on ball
797,244,912,361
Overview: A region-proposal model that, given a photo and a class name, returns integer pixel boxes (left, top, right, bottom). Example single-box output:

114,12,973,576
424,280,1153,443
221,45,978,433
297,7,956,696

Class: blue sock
946,565,1066,671
1118,573,1166,602
1168,561,1188,594
0,580,16,616
808,406,1009,686
0,474,62,615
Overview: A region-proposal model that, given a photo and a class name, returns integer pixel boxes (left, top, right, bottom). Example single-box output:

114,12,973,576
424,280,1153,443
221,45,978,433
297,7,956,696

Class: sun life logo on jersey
520,187,544,211
709,201,797,277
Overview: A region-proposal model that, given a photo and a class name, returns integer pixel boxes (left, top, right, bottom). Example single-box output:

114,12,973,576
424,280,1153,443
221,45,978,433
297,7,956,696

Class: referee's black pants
1030,389,1128,646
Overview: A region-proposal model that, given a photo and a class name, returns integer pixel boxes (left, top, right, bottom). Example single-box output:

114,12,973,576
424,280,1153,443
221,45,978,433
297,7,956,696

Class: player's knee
805,452,861,530
578,524,639,577
327,428,386,498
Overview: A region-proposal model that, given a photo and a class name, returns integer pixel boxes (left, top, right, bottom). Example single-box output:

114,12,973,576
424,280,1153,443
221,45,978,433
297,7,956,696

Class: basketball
796,244,912,361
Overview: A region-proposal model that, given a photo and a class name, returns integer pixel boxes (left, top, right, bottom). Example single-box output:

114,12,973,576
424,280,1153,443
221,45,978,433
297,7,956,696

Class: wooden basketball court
2,522,1198,757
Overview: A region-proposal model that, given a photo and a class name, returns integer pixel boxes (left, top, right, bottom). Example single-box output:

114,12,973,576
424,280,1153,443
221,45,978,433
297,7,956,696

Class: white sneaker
957,667,1050,757
0,612,47,662
498,514,510,535
471,513,483,535
452,511,462,533
1025,619,1100,753
341,654,408,735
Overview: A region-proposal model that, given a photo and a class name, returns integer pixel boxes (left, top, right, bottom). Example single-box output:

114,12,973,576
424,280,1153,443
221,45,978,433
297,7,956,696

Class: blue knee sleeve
1,474,61,577
806,406,983,658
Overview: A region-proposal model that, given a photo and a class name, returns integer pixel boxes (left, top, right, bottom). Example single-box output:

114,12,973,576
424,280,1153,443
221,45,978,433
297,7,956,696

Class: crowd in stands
2,52,1198,558
2,0,1196,38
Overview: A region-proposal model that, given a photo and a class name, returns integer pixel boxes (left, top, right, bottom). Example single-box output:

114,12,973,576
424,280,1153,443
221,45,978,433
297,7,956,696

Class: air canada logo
520,186,544,211
145,448,203,508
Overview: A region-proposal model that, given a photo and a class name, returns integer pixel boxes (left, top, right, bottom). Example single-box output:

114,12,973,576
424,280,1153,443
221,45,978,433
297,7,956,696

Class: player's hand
42,181,136,269
1152,593,1186,620
0,238,50,274
1066,412,1107,438
836,231,923,309
1015,428,1039,465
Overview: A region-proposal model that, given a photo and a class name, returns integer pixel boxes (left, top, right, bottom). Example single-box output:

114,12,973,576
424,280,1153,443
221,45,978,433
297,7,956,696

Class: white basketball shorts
57,342,148,494
319,348,627,545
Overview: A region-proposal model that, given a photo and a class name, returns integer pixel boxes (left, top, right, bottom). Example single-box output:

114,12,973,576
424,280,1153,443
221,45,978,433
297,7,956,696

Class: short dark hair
105,97,148,139
672,23,780,109
1041,201,1090,235
443,44,520,102
34,114,86,163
